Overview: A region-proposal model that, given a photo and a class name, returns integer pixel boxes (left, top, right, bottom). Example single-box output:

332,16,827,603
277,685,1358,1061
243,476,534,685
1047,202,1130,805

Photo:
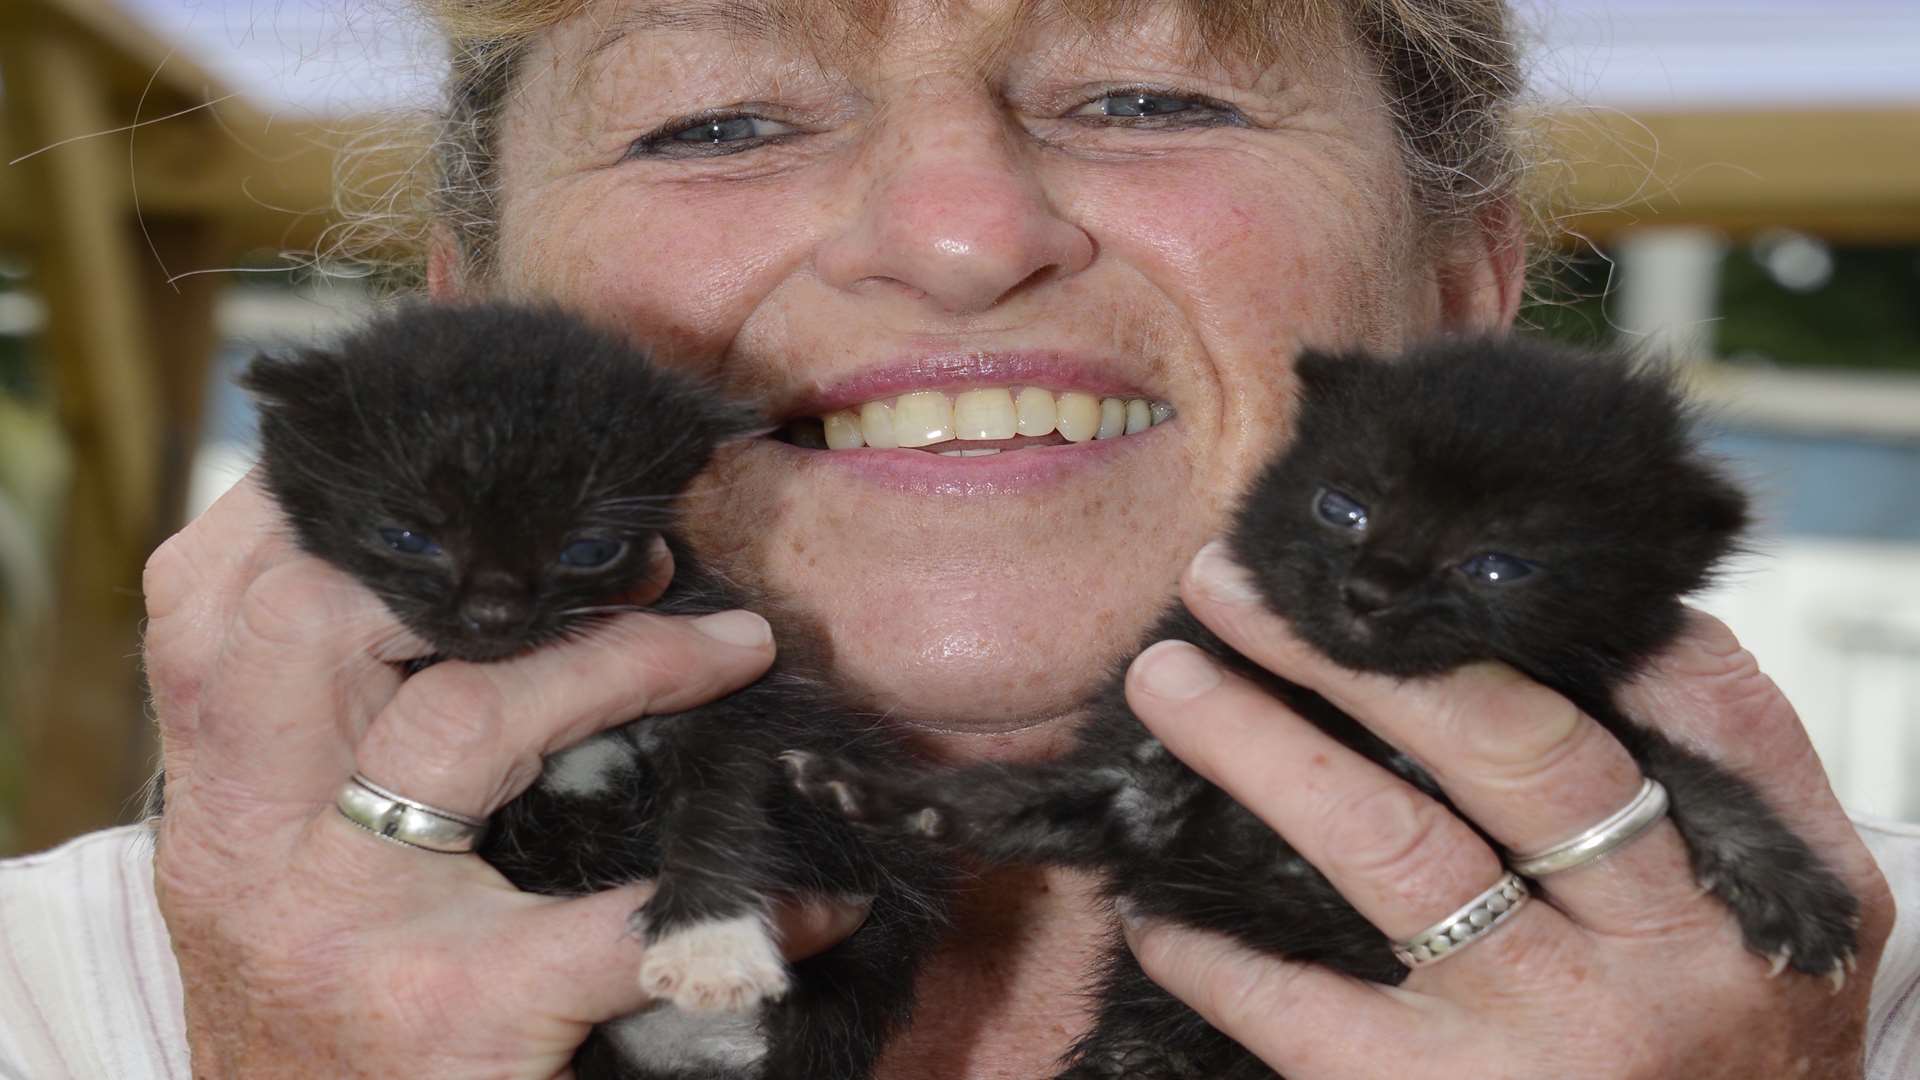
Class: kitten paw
781,750,949,839
1708,865,1858,984
638,914,790,1013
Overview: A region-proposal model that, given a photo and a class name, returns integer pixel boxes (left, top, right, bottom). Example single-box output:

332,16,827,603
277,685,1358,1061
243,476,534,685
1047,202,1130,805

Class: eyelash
623,87,1245,160
1067,86,1247,129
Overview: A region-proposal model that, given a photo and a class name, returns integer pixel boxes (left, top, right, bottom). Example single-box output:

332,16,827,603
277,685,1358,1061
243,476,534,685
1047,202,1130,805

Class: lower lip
758,426,1167,496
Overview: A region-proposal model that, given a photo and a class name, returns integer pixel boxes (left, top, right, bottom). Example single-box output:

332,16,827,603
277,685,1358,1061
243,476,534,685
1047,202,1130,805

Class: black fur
787,336,1860,1079
243,301,952,1080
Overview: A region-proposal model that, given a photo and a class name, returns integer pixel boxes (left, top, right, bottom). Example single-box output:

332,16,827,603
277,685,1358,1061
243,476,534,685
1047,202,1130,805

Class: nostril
1341,576,1399,616
460,593,531,635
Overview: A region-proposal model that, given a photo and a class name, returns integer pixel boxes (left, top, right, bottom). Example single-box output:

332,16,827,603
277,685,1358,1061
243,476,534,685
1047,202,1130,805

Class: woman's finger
351,607,775,821
192,557,407,819
1127,640,1569,960
1178,542,1710,938
1121,911,1439,1080
143,471,304,757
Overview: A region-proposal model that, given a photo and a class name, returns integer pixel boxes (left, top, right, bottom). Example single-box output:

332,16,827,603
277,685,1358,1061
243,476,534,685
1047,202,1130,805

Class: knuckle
1317,784,1455,878
235,563,357,650
1440,665,1589,775
142,531,202,620
1197,948,1293,1033
387,666,509,763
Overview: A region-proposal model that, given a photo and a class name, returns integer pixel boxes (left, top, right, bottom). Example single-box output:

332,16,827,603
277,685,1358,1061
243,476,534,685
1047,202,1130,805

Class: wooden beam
1549,107,1920,245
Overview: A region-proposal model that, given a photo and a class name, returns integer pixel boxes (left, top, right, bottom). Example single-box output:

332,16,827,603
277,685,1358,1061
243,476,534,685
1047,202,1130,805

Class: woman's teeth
803,388,1175,452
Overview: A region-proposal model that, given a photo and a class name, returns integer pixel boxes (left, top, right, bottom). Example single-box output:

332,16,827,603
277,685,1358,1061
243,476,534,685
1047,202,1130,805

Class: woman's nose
816,114,1094,316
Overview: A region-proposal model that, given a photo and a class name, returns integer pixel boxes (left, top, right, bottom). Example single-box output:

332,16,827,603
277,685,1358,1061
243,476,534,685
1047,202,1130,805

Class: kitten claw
1828,962,1849,995
1766,948,1792,979
910,807,946,839
826,780,863,819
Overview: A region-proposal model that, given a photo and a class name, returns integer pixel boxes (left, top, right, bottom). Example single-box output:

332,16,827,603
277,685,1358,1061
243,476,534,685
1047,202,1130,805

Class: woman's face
475,0,1516,744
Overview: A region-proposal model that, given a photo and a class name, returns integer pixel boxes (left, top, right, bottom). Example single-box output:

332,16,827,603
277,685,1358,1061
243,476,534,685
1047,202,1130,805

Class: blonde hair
401,0,1529,281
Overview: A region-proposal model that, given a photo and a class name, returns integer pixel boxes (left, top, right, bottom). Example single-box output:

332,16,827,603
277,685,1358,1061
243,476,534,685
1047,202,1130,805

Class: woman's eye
559,538,627,569
1070,90,1239,126
629,113,797,158
379,527,442,557
1458,552,1537,585
1313,489,1370,532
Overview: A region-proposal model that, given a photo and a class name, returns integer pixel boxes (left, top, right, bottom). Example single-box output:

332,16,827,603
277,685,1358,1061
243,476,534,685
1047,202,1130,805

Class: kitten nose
1342,563,1417,616
460,592,533,636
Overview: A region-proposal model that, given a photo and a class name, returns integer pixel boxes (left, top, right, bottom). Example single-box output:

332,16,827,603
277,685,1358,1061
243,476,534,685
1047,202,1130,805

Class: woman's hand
143,474,864,1079
1119,542,1894,1080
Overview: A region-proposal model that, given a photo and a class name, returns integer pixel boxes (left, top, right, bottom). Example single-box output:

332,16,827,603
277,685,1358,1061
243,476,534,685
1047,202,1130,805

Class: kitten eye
558,537,627,569
1314,488,1370,532
378,527,442,557
1458,552,1537,585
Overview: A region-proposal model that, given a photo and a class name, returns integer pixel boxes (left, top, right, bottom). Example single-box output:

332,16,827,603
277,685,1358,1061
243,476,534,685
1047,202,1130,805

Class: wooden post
2,24,173,851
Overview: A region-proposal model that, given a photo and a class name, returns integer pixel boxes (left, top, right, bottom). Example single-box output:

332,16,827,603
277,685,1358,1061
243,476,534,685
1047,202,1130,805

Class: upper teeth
817,388,1175,450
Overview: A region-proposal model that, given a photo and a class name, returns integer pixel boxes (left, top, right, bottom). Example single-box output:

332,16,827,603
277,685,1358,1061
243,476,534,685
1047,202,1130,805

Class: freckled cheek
1100,186,1387,345
501,183,813,359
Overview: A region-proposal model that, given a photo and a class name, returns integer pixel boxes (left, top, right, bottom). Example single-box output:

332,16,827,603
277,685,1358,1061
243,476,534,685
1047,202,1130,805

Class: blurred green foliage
1719,244,1920,373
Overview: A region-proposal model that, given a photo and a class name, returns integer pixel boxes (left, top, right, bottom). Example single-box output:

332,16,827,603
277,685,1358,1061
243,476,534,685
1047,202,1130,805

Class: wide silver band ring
1393,871,1530,969
1507,778,1670,878
335,773,487,854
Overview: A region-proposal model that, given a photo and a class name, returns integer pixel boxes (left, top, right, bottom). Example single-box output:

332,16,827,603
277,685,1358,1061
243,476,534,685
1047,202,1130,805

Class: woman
4,0,1912,1076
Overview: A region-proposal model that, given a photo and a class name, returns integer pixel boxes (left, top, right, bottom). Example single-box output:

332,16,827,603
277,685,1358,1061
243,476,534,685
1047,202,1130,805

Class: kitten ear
1292,349,1365,398
237,348,344,411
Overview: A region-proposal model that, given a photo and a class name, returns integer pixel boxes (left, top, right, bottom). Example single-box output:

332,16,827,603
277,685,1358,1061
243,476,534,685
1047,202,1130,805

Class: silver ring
1393,872,1530,969
335,773,486,854
1507,778,1670,878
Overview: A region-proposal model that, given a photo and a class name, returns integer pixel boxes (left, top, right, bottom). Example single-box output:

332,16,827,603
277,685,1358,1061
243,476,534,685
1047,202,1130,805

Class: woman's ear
427,225,466,300
1433,199,1528,334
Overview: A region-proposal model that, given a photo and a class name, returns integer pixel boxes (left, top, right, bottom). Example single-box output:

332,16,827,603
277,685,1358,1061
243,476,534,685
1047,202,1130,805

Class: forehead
568,0,1344,71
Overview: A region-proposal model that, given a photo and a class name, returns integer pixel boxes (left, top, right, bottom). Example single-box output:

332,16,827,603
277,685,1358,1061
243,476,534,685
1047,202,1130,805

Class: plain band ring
1392,872,1530,969
335,773,487,854
1507,778,1670,878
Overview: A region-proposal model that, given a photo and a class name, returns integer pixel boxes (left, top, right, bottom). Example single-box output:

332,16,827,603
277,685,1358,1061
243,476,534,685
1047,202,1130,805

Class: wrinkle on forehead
568,0,1342,73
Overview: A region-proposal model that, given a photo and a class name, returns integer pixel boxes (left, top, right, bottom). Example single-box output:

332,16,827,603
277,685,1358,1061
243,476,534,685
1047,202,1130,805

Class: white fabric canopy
115,0,1920,116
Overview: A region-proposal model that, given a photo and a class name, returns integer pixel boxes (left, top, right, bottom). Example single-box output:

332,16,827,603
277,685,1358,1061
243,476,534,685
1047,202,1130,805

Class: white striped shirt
3,820,1917,1078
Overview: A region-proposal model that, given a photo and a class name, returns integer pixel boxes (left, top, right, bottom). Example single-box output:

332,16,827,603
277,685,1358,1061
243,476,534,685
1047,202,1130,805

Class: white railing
1699,540,1920,822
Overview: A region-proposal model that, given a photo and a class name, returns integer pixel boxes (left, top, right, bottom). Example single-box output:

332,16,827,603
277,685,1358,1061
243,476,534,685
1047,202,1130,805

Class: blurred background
0,0,1916,856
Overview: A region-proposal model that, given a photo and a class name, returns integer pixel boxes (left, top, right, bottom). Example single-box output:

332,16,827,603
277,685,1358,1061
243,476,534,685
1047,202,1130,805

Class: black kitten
243,301,951,1080
787,337,1860,1080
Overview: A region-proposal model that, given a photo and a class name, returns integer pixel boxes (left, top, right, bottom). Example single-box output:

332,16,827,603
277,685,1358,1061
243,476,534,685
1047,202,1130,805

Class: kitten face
244,302,765,662
1231,340,1747,687
338,461,668,661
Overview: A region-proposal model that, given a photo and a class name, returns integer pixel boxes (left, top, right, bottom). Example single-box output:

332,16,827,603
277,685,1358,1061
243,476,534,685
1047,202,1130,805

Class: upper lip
771,350,1165,419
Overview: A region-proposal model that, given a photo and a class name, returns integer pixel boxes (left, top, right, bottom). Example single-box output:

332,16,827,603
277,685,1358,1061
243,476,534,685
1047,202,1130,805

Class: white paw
639,914,790,1013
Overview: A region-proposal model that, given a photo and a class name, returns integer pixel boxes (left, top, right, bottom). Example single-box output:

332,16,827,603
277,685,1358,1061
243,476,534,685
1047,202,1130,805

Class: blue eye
671,116,774,145
629,113,798,159
1459,553,1537,585
558,538,626,569
1314,489,1370,532
378,528,441,556
1073,90,1240,127
1098,93,1195,118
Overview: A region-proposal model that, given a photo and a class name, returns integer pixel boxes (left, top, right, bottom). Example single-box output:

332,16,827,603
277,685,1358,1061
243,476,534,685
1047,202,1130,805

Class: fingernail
691,609,772,648
1115,898,1145,931
1135,641,1222,700
1189,541,1262,606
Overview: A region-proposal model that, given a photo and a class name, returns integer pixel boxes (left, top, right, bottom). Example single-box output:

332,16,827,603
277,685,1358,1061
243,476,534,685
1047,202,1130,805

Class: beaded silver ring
1392,872,1530,969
